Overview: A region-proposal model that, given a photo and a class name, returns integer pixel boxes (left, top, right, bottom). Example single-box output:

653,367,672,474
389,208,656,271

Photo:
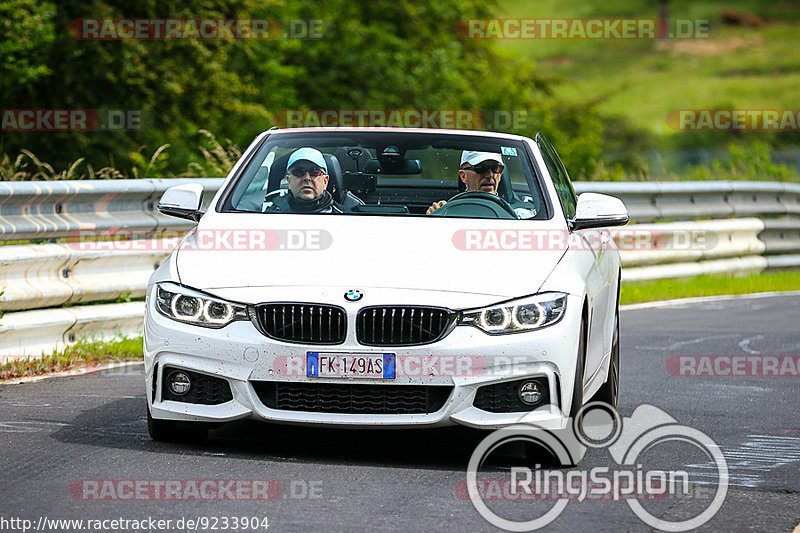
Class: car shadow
51,397,520,471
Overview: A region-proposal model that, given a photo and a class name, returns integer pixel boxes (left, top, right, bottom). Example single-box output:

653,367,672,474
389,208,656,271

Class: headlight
458,293,567,334
155,282,249,328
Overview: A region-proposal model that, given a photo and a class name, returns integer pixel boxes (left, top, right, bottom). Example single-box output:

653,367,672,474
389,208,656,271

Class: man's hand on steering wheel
426,200,447,214
429,190,518,219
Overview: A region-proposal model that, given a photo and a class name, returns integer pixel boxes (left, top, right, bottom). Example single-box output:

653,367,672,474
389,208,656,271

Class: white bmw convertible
145,127,628,443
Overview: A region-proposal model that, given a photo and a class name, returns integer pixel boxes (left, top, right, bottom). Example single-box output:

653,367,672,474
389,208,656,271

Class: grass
0,130,239,181
620,268,800,305
494,0,800,135
0,337,143,381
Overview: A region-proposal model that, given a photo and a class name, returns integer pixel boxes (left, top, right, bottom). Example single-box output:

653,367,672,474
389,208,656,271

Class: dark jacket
263,190,347,213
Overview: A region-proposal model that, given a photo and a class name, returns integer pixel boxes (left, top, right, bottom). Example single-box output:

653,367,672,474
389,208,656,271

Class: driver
426,150,504,214
264,147,348,213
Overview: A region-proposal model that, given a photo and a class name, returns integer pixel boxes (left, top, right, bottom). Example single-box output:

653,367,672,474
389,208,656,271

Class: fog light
519,380,543,405
168,371,191,396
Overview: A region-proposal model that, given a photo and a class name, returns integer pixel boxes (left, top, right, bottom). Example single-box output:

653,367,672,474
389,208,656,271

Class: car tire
591,308,619,410
523,318,586,467
569,317,587,419
147,408,209,443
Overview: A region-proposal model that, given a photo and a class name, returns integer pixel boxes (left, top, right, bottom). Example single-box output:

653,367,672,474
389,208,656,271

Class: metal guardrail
0,178,224,241
0,302,144,361
617,218,766,267
1,179,797,242
574,181,800,222
0,242,166,311
0,178,798,358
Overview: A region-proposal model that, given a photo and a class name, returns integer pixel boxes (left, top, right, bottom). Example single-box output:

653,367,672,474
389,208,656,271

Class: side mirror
157,184,204,222
571,193,629,231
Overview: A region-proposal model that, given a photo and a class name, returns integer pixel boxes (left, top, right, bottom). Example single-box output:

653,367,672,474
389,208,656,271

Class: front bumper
144,288,582,431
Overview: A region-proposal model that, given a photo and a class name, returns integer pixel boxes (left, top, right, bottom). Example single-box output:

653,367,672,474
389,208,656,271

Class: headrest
323,153,345,203
266,152,291,193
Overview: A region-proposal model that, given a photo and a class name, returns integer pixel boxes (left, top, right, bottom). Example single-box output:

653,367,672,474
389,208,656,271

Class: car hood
175,212,568,306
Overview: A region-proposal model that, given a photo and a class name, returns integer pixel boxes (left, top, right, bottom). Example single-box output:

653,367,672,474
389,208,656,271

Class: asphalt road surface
1,293,799,532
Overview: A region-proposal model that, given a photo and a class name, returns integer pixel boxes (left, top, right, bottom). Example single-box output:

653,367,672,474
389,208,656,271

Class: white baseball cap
287,147,328,172
461,150,503,167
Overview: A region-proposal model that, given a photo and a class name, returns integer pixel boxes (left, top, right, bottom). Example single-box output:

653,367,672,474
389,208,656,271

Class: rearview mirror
363,158,422,174
157,183,204,222
571,193,628,230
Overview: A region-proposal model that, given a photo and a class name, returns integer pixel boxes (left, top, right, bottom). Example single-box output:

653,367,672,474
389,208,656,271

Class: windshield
221,130,548,220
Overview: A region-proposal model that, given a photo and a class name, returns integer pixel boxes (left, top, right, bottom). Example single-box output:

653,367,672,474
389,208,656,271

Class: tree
0,0,605,177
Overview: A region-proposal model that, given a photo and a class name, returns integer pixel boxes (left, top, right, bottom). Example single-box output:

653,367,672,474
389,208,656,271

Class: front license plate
307,353,395,379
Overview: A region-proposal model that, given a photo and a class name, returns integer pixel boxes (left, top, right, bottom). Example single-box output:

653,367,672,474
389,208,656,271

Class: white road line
738,335,764,355
0,421,70,433
634,333,740,351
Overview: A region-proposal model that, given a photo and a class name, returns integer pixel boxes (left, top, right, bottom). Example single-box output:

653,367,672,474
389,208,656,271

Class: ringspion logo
466,403,728,531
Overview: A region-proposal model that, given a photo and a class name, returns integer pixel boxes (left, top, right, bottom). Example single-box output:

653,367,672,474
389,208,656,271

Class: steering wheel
430,191,518,219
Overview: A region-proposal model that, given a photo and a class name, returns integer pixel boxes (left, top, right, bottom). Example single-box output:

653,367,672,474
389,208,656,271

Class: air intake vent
253,382,452,414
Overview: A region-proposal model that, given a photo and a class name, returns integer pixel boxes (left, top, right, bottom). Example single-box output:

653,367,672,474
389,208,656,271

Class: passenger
426,150,505,214
265,147,347,213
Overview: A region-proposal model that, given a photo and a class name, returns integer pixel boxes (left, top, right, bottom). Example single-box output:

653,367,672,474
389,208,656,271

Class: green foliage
494,0,800,180
3,0,796,181
129,144,170,180
112,291,133,304
0,0,602,180
0,0,56,91
687,141,796,181
0,133,241,180
183,130,242,178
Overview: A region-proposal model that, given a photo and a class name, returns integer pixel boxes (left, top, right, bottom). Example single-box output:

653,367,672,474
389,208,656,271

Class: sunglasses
289,166,326,178
465,163,504,175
